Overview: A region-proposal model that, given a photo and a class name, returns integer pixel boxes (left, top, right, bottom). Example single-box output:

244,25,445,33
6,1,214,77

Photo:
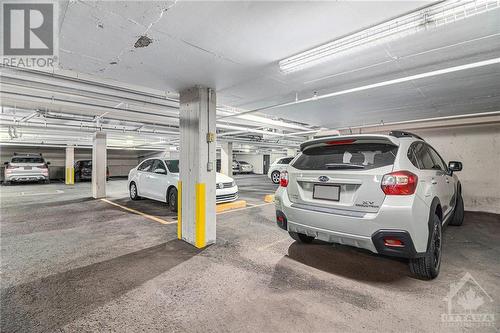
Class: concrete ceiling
55,1,500,129
2,1,500,151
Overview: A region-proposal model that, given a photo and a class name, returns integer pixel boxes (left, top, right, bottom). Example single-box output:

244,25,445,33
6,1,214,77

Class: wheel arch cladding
427,197,442,252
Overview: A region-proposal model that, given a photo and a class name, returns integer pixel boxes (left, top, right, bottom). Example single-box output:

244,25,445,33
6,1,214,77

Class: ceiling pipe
1,65,179,103
335,110,500,132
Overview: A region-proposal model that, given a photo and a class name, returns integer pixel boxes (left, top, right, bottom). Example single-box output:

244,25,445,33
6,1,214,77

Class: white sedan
128,158,238,211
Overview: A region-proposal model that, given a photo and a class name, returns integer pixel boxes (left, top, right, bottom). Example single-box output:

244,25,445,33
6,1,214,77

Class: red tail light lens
5,163,14,169
384,238,404,247
381,171,417,195
279,171,289,187
325,139,356,145
42,164,48,169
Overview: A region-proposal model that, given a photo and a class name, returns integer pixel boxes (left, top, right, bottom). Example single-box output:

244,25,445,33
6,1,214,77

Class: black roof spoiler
388,131,424,141
300,135,398,152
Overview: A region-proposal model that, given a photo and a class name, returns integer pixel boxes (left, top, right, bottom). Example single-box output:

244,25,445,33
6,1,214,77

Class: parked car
3,153,50,184
274,131,464,279
232,160,240,173
267,156,294,184
236,161,253,174
74,160,110,182
128,158,238,211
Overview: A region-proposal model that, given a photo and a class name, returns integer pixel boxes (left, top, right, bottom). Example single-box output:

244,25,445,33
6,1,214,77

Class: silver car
275,131,464,279
237,161,254,174
3,153,50,184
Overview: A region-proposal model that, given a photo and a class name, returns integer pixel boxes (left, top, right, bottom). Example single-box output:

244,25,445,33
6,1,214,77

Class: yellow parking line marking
100,199,177,225
217,202,273,215
216,200,247,213
264,194,275,203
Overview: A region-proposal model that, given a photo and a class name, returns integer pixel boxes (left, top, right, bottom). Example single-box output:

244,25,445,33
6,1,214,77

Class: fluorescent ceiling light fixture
226,56,500,118
279,0,500,73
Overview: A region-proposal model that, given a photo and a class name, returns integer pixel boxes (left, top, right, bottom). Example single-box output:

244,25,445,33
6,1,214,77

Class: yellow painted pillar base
65,167,74,185
195,183,206,248
177,181,182,239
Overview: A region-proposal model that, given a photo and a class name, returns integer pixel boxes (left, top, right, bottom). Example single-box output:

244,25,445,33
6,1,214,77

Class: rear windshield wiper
324,163,365,169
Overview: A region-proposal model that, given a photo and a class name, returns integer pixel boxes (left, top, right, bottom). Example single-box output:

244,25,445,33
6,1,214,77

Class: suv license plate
24,166,32,170
313,185,340,201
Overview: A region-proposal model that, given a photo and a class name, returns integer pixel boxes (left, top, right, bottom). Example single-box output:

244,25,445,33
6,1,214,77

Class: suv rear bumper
5,174,48,182
275,187,430,256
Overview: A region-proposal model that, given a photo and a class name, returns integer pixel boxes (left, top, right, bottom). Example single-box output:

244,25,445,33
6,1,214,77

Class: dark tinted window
138,159,153,171
292,143,398,171
413,143,434,169
151,160,166,173
280,157,293,164
80,160,92,168
427,145,447,171
407,146,419,168
239,161,249,165
11,157,44,163
165,160,179,173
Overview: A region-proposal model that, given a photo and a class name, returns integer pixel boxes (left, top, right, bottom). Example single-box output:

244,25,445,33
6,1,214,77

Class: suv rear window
292,143,398,171
11,157,44,163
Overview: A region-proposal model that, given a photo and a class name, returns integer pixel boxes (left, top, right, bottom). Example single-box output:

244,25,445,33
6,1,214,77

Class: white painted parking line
20,190,64,196
257,237,290,252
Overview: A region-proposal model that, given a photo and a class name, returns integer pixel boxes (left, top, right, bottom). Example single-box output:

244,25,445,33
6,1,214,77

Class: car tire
129,182,140,200
409,214,442,280
271,171,280,184
289,231,315,244
3,181,11,186
168,188,178,212
449,192,464,226
45,179,50,184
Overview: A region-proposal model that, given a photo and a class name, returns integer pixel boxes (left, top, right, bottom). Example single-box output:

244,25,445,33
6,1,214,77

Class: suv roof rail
388,130,424,141
13,152,43,157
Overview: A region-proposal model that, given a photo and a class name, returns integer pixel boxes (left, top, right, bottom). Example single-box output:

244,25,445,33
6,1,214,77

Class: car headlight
216,183,222,189
231,181,236,187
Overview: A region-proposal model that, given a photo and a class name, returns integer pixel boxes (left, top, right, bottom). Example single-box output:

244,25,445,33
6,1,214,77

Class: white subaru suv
275,131,464,279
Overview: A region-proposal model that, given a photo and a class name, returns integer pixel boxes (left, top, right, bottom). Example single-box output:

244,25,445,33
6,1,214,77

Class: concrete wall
0,146,145,180
234,154,264,174
411,124,500,214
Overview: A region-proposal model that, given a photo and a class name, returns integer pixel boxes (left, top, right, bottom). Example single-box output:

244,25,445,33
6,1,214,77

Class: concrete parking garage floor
1,176,499,332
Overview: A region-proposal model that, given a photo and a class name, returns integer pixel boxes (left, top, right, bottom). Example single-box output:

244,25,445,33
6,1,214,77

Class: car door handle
431,179,437,185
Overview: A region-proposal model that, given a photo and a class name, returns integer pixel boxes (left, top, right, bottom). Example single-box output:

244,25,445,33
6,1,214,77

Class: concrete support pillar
92,132,107,199
220,142,233,176
65,146,74,185
286,148,297,156
178,87,216,248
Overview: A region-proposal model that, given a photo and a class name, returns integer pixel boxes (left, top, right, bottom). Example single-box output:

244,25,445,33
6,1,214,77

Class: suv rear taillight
279,171,288,187
381,171,417,195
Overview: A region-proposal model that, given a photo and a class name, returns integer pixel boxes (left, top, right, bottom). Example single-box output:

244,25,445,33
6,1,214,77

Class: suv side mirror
3,161,8,165
46,161,51,165
448,161,462,174
154,168,166,174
